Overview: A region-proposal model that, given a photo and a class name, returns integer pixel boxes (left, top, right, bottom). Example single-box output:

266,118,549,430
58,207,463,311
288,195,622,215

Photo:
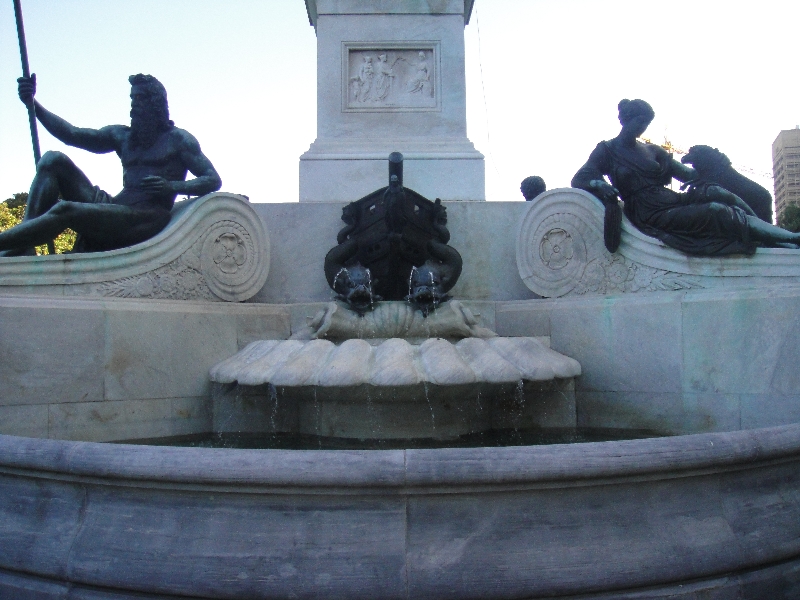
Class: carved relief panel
343,42,440,112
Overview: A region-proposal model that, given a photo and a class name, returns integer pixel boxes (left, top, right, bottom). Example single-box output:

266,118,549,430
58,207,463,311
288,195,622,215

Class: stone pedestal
300,0,485,202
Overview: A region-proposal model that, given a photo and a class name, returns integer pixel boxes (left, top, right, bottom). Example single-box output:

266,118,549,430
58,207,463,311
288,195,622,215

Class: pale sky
1,1,797,203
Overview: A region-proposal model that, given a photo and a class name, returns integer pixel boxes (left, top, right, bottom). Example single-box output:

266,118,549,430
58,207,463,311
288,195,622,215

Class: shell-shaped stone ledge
210,337,581,387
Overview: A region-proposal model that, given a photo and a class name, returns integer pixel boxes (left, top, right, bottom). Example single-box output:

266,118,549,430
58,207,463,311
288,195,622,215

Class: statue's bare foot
0,247,37,257
773,242,800,250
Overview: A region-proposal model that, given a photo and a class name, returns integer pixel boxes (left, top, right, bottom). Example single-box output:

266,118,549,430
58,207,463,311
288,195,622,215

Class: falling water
422,381,436,432
215,383,240,438
429,269,439,313
333,267,348,291
366,268,375,312
365,387,380,438
512,380,527,441
313,386,322,448
408,266,417,300
268,383,279,432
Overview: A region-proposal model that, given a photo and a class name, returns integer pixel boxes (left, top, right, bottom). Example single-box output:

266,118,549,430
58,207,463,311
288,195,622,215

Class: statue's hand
139,176,173,194
17,74,36,107
588,179,620,204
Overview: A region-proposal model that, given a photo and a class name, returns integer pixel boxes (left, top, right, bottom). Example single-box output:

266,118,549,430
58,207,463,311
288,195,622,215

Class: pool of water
119,428,664,450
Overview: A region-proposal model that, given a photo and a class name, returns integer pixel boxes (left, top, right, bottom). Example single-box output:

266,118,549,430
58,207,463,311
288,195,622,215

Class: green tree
0,193,76,254
779,204,800,233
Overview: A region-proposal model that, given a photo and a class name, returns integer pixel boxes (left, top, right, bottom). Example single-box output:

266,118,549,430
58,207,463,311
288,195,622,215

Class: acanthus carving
98,218,261,302
98,257,215,301
572,255,703,296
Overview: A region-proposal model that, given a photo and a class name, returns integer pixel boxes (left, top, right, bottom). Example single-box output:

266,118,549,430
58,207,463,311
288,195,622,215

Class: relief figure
373,54,395,102
406,51,432,97
351,56,374,103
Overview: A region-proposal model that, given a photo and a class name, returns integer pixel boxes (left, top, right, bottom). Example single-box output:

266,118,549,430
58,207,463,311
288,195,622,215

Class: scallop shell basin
210,336,581,388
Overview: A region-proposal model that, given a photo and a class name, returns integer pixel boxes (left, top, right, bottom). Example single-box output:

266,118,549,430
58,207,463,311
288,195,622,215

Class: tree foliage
0,193,76,254
778,204,800,233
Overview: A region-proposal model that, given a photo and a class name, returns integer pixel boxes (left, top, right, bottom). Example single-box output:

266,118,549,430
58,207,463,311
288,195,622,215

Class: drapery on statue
571,99,800,255
0,74,222,256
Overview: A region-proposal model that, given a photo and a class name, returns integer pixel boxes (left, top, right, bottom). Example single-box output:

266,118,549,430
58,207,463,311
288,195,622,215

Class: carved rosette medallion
518,201,597,297
539,228,574,270
212,232,247,274
199,220,260,301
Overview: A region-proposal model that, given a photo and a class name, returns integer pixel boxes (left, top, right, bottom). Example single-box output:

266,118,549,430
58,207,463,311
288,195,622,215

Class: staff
13,0,41,166
13,0,55,254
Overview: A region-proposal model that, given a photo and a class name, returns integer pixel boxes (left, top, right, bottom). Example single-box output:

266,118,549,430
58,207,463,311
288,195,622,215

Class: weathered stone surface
211,336,580,388
3,424,800,598
0,298,105,406
0,295,290,441
251,201,535,304
210,331,579,440
681,290,800,395
550,292,684,394
48,397,211,443
0,405,48,438
517,188,800,298
500,286,800,436
300,1,484,201
495,302,551,337
0,193,270,302
105,305,238,401
296,301,495,341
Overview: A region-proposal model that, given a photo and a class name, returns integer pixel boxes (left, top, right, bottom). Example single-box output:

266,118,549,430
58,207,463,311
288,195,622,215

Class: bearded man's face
129,85,169,148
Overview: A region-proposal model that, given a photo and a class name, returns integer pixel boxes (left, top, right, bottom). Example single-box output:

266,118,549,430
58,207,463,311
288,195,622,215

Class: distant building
773,128,800,220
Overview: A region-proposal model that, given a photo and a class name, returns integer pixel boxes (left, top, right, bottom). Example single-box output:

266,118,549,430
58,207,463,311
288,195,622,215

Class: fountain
2,2,800,599
4,182,800,600
209,154,581,444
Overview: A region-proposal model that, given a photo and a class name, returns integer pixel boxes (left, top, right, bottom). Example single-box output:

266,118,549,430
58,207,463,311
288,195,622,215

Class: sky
1,0,798,204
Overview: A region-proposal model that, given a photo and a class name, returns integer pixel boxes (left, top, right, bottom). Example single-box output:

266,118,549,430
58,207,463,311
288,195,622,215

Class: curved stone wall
2,424,800,599
0,192,270,302
517,188,800,298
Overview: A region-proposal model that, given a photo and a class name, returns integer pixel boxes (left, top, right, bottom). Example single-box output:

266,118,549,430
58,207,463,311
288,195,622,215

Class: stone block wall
0,296,290,441
496,286,800,435
251,201,536,303
4,285,800,440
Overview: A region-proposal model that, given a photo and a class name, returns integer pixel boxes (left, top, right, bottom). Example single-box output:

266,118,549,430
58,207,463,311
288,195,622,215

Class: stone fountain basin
211,336,581,387
210,336,581,440
2,424,800,599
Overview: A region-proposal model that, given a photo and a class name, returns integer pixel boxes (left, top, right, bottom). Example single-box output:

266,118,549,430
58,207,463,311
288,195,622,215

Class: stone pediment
0,192,269,302
517,188,800,298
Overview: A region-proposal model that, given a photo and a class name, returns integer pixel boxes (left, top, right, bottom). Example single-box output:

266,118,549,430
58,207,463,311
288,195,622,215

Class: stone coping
2,422,799,490
3,424,800,598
